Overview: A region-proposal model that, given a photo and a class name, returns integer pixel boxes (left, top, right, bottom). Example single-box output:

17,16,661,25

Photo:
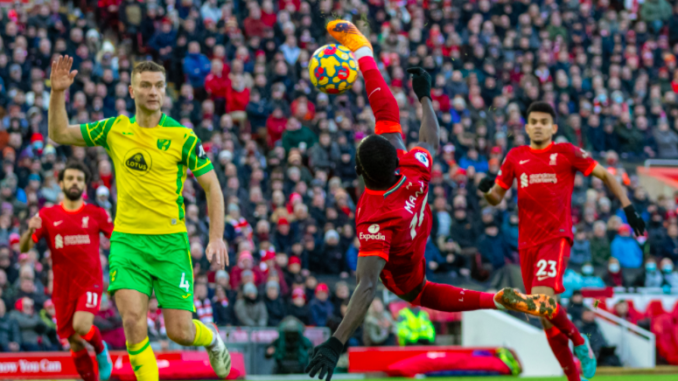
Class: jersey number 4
409,194,429,240
179,272,191,292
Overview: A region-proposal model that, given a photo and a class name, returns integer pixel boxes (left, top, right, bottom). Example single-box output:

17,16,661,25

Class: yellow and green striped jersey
80,114,213,235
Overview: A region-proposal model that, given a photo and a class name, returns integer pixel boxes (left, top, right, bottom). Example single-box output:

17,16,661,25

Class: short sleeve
564,144,597,176
98,207,114,238
31,210,46,243
356,219,393,261
496,153,516,190
80,117,116,148
398,147,432,182
181,133,214,177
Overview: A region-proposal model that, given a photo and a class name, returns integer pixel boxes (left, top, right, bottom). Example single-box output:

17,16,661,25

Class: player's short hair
356,135,398,188
526,101,557,122
58,161,91,183
131,61,166,83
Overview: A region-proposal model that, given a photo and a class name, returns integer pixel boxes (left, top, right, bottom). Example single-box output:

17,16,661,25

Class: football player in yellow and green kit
48,57,231,381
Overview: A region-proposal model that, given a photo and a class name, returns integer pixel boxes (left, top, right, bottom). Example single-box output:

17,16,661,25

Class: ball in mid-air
309,44,358,95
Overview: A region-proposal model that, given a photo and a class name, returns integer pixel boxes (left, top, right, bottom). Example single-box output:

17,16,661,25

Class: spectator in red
225,75,250,124
259,249,289,296
243,5,270,39
205,59,230,114
266,106,288,149
291,96,315,122
260,0,277,28
229,251,265,290
94,294,124,350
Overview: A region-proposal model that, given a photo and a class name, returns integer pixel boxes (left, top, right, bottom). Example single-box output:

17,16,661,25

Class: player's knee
72,320,91,336
166,321,194,346
121,310,146,337
68,336,85,352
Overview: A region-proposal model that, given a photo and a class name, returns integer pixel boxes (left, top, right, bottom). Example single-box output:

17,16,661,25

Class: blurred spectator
281,117,316,153
212,286,238,327
265,316,314,374
38,300,59,351
576,309,608,360
659,223,678,265
182,41,211,95
363,298,396,347
477,222,511,271
580,263,605,288
288,288,310,326
611,225,643,269
309,283,333,327
0,299,20,352
147,297,168,350
331,281,350,313
264,281,286,327
194,283,213,324
660,258,678,289
633,258,665,288
8,297,49,351
234,282,267,327
570,227,592,269
603,258,628,288
567,291,586,325
591,221,612,268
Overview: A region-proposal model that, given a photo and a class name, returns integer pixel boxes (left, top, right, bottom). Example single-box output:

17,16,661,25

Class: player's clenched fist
28,214,42,231
206,238,229,269
50,55,78,92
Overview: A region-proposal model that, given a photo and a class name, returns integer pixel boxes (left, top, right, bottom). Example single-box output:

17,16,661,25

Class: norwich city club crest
157,139,171,151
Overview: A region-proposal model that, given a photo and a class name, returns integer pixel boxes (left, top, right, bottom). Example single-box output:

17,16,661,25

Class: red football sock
71,348,96,381
82,325,105,354
358,56,401,134
545,327,580,381
414,282,497,312
547,305,585,346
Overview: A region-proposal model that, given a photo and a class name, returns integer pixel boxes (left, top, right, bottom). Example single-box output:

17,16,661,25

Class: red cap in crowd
292,287,306,301
315,283,329,295
288,256,301,266
278,218,289,227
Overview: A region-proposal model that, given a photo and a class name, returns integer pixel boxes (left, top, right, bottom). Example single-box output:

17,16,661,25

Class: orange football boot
494,288,558,318
326,20,373,52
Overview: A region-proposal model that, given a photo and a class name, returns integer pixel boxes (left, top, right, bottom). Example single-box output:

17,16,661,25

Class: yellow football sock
127,337,159,381
192,319,215,347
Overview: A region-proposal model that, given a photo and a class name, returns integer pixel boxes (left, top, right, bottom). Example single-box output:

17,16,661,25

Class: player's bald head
356,135,398,188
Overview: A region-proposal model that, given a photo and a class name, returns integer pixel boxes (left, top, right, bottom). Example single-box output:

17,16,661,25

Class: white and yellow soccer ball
309,44,358,95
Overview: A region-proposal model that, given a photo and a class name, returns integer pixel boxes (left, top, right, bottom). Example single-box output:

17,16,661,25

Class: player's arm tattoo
332,256,386,344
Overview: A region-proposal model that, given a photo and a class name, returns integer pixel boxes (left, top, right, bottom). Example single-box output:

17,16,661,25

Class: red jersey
32,203,114,303
356,147,433,291
496,142,597,249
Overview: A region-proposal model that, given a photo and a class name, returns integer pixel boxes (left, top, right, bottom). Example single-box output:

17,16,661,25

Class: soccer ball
309,44,358,95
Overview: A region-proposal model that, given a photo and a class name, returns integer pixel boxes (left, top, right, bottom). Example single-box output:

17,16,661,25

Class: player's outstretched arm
196,170,229,268
408,67,439,158
19,214,42,252
306,256,386,381
591,164,646,236
48,56,86,146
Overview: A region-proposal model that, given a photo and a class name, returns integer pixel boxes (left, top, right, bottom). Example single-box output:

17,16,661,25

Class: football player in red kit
306,21,558,381
479,101,646,381
19,161,114,381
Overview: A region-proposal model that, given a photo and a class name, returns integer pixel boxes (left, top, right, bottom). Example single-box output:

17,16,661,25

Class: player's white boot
206,324,231,379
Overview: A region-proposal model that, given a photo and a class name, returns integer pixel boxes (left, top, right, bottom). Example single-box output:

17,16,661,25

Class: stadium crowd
1,0,678,352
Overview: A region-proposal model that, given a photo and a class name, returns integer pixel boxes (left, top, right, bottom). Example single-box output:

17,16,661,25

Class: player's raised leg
72,310,112,380
116,290,159,381
327,20,402,137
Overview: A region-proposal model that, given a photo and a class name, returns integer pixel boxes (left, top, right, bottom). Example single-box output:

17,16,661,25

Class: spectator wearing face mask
611,224,644,269
603,257,628,287
633,258,665,288
659,258,678,289
580,263,605,288
234,282,267,327
659,223,678,265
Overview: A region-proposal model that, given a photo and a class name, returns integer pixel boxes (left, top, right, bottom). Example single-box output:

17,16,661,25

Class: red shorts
519,237,570,294
55,290,102,339
380,256,426,296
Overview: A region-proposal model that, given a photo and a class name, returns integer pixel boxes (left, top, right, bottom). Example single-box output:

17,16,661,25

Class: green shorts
108,232,195,311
